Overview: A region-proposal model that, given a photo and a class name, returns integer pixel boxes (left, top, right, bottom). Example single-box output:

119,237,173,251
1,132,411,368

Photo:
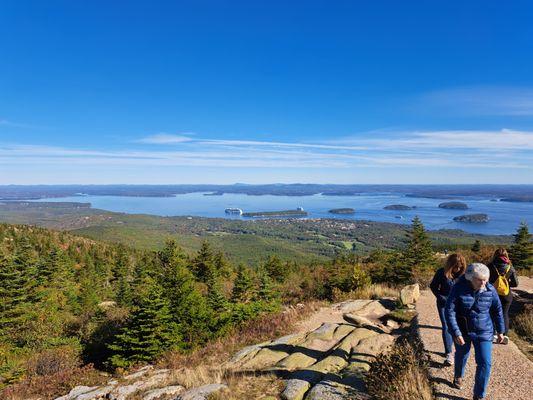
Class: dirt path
417,277,533,400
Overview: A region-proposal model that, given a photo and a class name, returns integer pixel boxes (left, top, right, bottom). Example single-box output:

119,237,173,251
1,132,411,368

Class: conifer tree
158,242,212,346
471,239,482,253
108,276,180,369
509,222,532,270
255,268,279,303
400,217,435,282
232,264,254,303
206,267,227,312
263,255,287,283
192,241,215,282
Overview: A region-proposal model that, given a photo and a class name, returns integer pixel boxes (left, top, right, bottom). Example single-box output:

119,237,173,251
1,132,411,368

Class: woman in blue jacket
429,253,466,365
445,263,505,400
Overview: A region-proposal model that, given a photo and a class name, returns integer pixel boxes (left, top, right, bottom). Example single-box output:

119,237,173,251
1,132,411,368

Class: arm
490,289,505,334
508,267,519,288
445,284,462,339
429,269,441,298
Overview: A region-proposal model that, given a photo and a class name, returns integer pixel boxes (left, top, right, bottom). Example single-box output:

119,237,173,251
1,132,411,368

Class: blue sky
1,0,533,184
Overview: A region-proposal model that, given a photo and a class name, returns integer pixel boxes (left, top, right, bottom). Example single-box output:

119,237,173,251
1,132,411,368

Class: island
328,208,355,214
242,209,308,218
383,204,413,210
453,214,489,223
438,201,469,210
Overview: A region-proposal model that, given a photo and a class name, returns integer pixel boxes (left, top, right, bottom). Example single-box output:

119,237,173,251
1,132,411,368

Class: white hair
465,263,490,281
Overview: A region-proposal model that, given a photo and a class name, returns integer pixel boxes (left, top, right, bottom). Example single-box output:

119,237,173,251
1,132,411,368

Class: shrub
513,305,533,342
367,338,432,400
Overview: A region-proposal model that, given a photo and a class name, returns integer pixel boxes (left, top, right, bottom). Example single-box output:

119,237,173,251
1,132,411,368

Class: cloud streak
419,86,533,116
2,128,533,171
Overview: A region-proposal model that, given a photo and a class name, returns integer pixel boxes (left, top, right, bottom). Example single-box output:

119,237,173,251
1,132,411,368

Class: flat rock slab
72,385,116,400
108,370,170,400
142,385,184,400
124,365,154,380
336,300,390,319
55,386,98,400
176,383,228,400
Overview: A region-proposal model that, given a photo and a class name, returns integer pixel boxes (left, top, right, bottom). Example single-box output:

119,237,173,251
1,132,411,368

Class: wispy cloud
0,118,45,129
419,86,533,116
137,133,195,144
2,127,533,171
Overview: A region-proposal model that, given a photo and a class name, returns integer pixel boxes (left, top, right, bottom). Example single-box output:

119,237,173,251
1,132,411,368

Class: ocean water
33,192,533,235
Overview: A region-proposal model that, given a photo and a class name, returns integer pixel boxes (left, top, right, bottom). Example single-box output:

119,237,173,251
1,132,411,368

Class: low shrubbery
367,337,432,400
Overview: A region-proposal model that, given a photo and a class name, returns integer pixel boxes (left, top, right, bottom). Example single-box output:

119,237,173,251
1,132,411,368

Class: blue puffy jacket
445,276,505,341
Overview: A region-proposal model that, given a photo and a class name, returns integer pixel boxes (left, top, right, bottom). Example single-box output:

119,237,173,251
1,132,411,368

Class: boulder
142,385,184,400
336,300,390,319
400,284,420,306
176,383,228,400
124,365,154,380
275,352,317,371
305,377,370,400
240,347,290,370
281,379,312,400
72,385,116,400
55,386,98,400
304,323,338,341
108,370,170,400
342,314,390,333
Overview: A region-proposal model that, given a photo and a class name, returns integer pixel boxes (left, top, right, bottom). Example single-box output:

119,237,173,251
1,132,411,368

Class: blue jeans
437,302,453,354
454,338,492,398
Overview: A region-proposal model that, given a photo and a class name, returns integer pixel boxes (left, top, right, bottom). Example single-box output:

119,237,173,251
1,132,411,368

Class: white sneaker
492,334,498,343
502,335,509,345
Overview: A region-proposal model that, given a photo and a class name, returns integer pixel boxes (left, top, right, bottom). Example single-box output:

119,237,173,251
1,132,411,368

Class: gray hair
464,263,490,281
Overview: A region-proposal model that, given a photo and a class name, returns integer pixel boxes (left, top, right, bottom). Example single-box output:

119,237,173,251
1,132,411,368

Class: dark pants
437,302,453,354
499,295,512,334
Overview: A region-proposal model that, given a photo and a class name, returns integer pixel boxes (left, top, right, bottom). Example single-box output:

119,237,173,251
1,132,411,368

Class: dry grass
513,305,533,342
0,364,104,400
331,283,399,302
367,339,432,400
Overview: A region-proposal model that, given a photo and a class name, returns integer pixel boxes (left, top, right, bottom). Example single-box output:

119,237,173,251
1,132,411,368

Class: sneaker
492,334,498,343
502,335,509,345
453,376,462,389
444,353,454,366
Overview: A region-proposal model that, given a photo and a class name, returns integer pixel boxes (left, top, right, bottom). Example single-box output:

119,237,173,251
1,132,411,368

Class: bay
32,192,533,235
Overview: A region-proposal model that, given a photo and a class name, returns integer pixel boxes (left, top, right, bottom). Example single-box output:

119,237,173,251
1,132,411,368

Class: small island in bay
328,208,355,214
438,201,469,210
242,208,308,217
453,213,489,223
383,204,413,210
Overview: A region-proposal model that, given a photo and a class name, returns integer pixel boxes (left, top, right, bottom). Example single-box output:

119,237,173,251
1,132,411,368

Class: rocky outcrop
142,385,184,400
176,383,228,400
400,284,420,306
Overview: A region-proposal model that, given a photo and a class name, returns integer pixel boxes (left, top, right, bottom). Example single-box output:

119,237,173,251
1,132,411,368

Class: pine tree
400,217,435,282
232,264,254,303
108,276,180,369
263,255,287,283
192,241,216,282
255,268,279,303
471,239,481,253
159,245,212,346
509,222,532,270
206,267,227,312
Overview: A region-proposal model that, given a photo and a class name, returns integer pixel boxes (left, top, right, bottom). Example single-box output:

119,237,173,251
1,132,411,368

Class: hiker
445,263,505,400
429,253,466,366
488,248,518,344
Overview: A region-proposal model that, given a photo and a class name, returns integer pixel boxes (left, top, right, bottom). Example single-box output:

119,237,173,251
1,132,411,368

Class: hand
455,336,465,345
496,333,505,344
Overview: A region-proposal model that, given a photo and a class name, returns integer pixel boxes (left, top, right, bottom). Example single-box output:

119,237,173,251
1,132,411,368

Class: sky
1,0,533,184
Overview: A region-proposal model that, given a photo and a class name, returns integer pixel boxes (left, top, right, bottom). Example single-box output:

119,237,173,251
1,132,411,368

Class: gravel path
417,277,533,400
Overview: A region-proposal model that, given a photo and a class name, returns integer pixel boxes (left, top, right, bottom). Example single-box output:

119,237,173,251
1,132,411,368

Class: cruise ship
225,207,243,215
